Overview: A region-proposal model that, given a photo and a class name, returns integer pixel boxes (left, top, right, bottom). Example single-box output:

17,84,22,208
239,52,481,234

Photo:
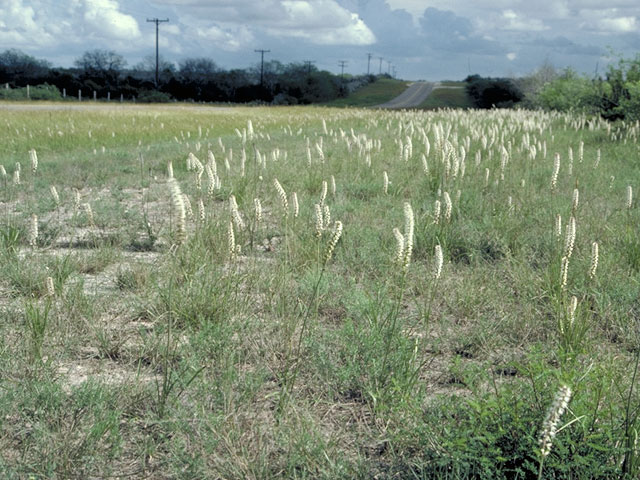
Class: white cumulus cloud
0,0,140,51
151,0,375,45
501,9,548,31
597,16,637,32
84,0,141,40
195,25,254,51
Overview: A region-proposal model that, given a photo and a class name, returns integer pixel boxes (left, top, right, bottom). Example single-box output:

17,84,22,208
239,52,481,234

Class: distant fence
3,83,136,102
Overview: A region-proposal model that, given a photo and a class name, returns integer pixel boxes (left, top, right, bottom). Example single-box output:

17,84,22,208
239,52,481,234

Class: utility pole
338,60,348,80
387,60,392,75
147,18,169,88
366,53,373,75
255,49,270,87
378,57,383,75
303,60,316,75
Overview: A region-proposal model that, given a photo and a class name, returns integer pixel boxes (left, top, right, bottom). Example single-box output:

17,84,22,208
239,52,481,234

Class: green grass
324,77,410,107
419,82,474,109
0,101,639,478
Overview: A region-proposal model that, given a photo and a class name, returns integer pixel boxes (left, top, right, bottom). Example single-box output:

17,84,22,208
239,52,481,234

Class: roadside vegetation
0,48,375,105
0,101,639,478
418,82,473,110
323,77,410,107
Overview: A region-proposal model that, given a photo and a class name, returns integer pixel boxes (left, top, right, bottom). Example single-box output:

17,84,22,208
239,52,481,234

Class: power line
303,60,316,75
338,60,348,80
146,18,169,88
367,53,373,75
255,49,270,87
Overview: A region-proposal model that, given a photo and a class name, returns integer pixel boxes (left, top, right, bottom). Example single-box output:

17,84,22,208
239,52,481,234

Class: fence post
107,91,110,101
26,84,30,99
78,90,82,101
63,88,66,98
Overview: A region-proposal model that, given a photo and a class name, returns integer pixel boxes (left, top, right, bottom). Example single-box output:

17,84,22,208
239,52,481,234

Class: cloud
596,16,637,32
0,0,140,50
531,35,605,56
83,0,141,40
195,25,254,51
501,9,549,31
420,7,505,55
0,0,51,46
506,52,517,61
151,0,374,45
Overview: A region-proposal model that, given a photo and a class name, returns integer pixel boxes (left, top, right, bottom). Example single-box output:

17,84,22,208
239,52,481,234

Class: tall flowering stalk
290,192,299,219
273,178,288,217
571,188,579,214
538,385,572,479
319,180,327,206
433,200,441,225
443,191,452,222
314,204,324,237
551,153,560,190
589,241,598,280
563,216,576,259
402,202,414,272
254,198,262,225
433,245,444,280
419,243,444,330
280,220,344,414
380,203,418,392
227,221,236,260
554,214,562,240
168,179,186,247
323,221,343,264
393,227,405,265
50,186,60,207
28,214,38,248
29,149,38,175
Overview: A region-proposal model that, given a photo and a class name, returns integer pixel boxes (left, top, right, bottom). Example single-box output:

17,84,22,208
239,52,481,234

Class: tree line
464,53,640,122
0,48,376,104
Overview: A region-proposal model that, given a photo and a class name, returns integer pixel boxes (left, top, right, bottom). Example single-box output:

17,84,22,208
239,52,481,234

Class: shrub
0,83,62,100
135,89,172,103
465,75,523,108
536,69,605,115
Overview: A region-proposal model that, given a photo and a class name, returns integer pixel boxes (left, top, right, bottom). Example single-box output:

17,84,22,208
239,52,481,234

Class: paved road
376,81,435,109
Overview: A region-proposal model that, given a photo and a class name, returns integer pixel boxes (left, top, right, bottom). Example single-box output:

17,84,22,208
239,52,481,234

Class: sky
1,0,639,80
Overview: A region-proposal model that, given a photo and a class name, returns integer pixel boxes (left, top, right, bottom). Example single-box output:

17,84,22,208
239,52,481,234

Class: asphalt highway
376,82,435,109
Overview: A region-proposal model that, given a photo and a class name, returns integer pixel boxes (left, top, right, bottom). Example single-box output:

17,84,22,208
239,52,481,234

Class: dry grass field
0,102,639,478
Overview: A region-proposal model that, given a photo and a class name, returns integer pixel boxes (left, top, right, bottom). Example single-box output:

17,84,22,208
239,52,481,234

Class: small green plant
24,299,51,363
0,224,21,256
621,349,640,477
151,256,205,419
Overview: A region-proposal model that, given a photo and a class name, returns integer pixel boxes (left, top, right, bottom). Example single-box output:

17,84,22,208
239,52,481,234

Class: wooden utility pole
147,18,169,87
255,49,270,86
338,60,348,80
